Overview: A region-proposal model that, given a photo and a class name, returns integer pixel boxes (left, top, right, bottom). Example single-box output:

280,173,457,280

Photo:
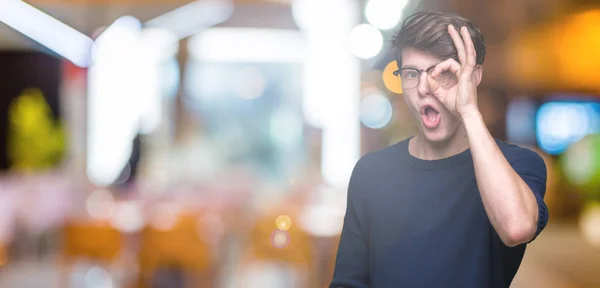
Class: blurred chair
0,242,7,268
137,211,215,288
237,212,317,288
62,220,123,262
60,221,124,287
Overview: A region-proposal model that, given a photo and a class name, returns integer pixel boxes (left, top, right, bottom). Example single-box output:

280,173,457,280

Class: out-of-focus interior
0,0,599,287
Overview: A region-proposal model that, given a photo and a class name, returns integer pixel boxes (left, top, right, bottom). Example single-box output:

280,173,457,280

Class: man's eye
403,72,418,79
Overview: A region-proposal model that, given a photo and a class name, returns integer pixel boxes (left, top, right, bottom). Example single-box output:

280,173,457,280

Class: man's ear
473,65,483,86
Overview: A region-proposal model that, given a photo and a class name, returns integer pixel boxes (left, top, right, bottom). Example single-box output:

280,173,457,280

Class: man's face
399,47,462,144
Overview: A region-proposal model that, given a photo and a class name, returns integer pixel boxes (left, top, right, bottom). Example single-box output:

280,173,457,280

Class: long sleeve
330,162,370,288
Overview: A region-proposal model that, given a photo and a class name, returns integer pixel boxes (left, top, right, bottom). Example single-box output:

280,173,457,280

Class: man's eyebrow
401,63,442,70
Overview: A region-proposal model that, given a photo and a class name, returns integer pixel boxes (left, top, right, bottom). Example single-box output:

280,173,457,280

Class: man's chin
420,128,451,144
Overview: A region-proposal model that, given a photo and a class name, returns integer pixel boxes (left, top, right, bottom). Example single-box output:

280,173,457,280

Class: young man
330,11,548,288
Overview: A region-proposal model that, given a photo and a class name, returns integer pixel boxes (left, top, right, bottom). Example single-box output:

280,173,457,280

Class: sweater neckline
397,137,473,170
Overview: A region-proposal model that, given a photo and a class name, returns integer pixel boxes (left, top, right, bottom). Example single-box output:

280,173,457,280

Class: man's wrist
459,106,482,122
460,106,485,139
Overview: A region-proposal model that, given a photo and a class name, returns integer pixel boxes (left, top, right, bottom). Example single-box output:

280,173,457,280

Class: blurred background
0,0,599,287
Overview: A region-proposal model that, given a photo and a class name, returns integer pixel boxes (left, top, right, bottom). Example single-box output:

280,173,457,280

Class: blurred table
512,221,600,288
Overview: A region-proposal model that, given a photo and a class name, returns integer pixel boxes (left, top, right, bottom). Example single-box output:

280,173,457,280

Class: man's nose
416,72,431,98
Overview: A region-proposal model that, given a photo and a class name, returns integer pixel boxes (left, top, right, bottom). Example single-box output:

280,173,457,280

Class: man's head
391,11,486,145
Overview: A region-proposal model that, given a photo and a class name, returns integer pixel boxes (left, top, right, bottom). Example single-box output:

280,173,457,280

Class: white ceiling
0,2,297,50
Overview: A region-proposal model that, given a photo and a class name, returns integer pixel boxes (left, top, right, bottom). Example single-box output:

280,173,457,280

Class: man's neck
409,125,470,160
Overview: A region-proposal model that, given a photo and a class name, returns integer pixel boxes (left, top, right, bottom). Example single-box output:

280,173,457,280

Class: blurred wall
0,51,61,170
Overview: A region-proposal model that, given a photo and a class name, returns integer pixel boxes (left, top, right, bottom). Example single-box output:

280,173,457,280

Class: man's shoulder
494,139,545,168
348,140,406,199
355,139,406,171
349,139,407,186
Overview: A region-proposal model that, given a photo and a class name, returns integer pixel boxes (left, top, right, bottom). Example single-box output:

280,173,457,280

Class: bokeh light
86,189,115,220
233,67,267,100
365,0,407,30
84,266,113,288
298,204,344,237
291,0,354,33
360,93,393,129
348,24,383,59
382,60,402,94
271,230,290,249
291,0,326,32
238,262,297,288
275,215,292,231
561,134,600,195
109,202,144,233
269,109,304,150
580,202,600,249
537,101,600,155
150,203,181,231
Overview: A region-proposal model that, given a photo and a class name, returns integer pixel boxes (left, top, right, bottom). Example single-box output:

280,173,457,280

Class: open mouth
420,105,441,129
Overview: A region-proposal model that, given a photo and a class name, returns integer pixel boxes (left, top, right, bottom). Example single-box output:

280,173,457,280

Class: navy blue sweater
330,137,548,288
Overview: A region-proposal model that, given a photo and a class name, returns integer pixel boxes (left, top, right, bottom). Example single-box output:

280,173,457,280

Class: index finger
460,26,477,68
448,24,467,66
431,58,461,78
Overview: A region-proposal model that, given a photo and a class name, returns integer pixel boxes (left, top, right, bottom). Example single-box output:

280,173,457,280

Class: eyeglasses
392,66,454,90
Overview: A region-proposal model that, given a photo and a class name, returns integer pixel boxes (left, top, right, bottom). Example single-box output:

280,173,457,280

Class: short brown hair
391,11,486,67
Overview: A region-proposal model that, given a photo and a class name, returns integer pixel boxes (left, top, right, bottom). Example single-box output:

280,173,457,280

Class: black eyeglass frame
392,64,452,89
